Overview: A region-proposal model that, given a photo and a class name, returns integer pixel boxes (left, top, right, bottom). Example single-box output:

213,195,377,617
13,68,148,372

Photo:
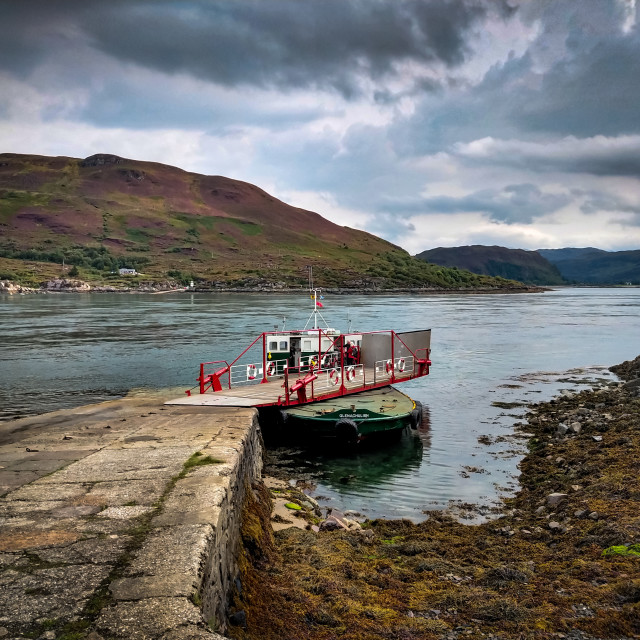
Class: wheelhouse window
279,341,288,350
269,341,278,351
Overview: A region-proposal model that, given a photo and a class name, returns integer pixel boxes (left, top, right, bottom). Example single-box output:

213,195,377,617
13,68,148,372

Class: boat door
289,337,302,369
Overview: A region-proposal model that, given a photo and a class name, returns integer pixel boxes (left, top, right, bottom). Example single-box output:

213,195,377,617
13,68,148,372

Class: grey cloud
0,0,507,98
382,183,570,223
453,136,640,178
575,190,640,216
77,76,331,130
516,31,640,137
402,2,640,161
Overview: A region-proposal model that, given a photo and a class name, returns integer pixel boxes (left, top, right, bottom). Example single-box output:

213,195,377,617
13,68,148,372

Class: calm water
2,288,639,520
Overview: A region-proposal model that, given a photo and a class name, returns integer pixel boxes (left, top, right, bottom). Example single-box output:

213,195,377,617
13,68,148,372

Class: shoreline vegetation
1,277,548,296
230,356,640,640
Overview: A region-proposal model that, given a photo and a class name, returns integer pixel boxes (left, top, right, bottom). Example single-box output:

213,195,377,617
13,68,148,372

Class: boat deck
283,385,415,419
165,367,416,408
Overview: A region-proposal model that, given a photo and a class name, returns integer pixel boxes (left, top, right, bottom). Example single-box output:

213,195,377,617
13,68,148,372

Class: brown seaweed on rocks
230,357,640,640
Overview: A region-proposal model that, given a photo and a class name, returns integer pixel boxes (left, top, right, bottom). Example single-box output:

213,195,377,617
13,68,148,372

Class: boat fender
397,358,406,372
385,359,393,374
410,401,423,429
335,418,359,445
247,364,257,380
329,368,340,385
345,365,356,381
266,361,276,377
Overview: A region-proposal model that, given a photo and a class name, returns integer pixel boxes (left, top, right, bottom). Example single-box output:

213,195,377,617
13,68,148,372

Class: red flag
316,301,323,307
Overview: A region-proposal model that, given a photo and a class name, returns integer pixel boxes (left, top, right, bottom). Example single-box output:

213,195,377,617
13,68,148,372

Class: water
2,288,639,520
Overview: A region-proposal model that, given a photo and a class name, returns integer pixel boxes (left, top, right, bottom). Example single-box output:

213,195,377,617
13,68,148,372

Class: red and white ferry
166,288,431,409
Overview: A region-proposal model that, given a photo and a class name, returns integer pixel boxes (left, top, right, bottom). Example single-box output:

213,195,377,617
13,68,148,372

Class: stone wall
199,412,264,632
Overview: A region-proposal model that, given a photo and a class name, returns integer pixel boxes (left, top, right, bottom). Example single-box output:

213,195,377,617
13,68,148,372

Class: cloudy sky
1,0,639,253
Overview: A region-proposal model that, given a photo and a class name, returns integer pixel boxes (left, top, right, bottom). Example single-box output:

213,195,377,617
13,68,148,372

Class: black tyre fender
335,418,359,445
410,401,423,429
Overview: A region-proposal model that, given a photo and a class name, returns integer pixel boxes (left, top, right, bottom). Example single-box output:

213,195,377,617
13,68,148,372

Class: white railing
374,356,414,381
229,358,288,386
310,363,364,393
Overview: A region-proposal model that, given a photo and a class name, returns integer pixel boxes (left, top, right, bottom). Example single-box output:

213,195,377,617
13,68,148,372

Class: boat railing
228,357,291,386
314,363,363,392
373,356,415,383
197,360,231,394
283,362,367,404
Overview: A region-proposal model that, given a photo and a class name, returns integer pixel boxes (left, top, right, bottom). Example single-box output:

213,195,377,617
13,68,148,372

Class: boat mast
304,266,329,330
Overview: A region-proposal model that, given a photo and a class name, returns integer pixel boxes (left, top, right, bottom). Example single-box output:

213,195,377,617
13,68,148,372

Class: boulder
546,493,568,507
319,515,349,532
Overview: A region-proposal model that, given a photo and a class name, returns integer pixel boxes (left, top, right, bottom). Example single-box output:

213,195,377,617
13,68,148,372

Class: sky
1,0,639,254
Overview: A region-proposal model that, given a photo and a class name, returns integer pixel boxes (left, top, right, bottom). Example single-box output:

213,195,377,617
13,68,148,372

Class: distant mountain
538,248,640,284
536,248,606,263
415,245,566,285
0,153,523,291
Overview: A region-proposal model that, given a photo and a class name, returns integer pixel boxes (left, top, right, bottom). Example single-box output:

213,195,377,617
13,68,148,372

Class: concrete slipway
0,395,262,640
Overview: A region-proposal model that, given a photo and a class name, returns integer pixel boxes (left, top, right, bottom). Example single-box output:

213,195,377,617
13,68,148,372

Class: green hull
282,386,419,441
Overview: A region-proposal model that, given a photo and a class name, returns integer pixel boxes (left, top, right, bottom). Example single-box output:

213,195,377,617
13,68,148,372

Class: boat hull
280,386,419,442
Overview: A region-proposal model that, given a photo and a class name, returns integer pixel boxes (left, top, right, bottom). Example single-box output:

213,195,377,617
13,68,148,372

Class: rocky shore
230,356,640,640
0,278,544,296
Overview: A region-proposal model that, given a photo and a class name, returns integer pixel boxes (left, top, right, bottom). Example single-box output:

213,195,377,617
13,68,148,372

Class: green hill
0,153,525,291
415,245,566,286
537,248,640,284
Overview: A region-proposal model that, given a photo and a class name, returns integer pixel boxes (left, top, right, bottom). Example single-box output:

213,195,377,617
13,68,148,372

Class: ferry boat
166,286,431,410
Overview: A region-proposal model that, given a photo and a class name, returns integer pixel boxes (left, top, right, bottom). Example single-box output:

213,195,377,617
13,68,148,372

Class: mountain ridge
0,153,524,291
415,245,640,285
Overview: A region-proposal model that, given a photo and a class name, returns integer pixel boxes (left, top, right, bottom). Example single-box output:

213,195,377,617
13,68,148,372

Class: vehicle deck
165,366,416,408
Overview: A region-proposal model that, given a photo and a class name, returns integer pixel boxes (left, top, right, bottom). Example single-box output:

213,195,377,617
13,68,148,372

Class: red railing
190,329,430,405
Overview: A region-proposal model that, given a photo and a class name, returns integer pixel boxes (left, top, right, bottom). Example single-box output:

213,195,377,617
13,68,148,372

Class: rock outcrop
41,279,91,292
0,280,37,294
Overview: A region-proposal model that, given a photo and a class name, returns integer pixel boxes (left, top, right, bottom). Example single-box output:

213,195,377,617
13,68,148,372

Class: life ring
266,361,276,377
247,364,257,380
397,358,406,372
385,359,393,374
329,368,340,385
345,365,356,381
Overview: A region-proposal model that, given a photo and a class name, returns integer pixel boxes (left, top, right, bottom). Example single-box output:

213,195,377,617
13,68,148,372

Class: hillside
537,248,640,284
415,245,566,285
0,153,526,291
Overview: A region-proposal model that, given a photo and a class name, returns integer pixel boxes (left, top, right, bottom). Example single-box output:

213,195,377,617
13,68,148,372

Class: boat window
303,340,312,351
269,341,278,351
279,341,288,350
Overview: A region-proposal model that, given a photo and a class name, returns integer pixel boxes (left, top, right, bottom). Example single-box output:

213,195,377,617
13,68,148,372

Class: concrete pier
0,395,262,639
